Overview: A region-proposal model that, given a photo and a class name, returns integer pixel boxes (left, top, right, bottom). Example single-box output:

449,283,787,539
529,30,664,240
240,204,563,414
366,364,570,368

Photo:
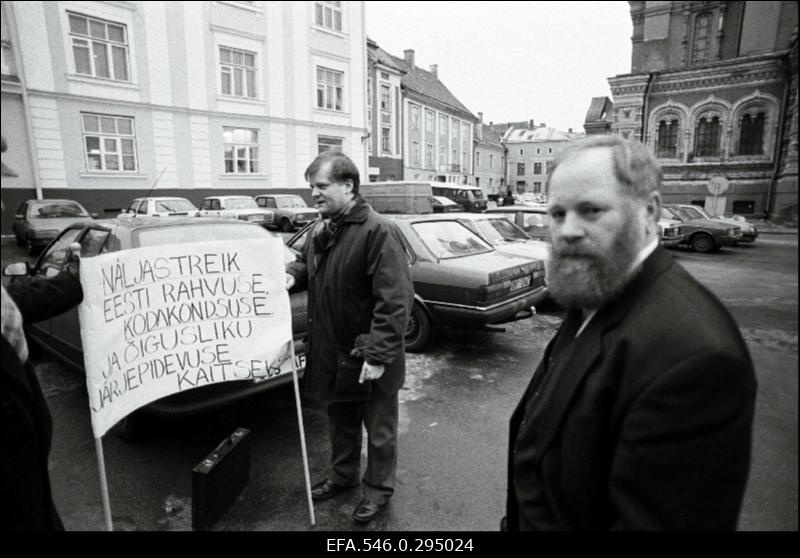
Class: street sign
707,176,729,196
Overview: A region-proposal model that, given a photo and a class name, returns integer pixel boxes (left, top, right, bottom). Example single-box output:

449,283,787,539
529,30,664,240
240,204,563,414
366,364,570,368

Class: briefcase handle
202,428,249,468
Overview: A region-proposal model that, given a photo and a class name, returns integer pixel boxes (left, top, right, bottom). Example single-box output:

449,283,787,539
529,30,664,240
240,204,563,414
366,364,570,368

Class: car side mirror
3,262,30,276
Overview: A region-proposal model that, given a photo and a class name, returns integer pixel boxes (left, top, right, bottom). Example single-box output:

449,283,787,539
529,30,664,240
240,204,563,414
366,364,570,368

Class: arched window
738,112,765,155
695,115,720,157
656,119,679,158
691,13,712,65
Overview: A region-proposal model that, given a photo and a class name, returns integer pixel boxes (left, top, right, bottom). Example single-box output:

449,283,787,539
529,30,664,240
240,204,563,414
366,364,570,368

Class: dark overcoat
2,271,83,530
287,199,413,402
507,247,757,530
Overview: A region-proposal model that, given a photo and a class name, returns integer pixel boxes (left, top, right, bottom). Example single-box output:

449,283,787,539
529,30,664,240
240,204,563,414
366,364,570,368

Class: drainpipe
641,72,655,144
9,1,43,200
765,52,792,220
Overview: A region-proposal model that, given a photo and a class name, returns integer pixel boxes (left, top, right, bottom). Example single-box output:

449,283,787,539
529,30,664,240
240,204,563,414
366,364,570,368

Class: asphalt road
1,234,797,531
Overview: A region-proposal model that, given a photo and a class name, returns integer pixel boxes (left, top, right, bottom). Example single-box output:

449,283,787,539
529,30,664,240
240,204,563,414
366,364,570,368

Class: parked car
254,193,319,232
484,205,549,241
658,217,685,248
675,204,758,244
431,195,464,213
662,205,742,252
12,199,96,255
288,214,548,352
429,184,488,212
451,213,550,264
199,195,275,227
3,217,306,438
120,197,199,218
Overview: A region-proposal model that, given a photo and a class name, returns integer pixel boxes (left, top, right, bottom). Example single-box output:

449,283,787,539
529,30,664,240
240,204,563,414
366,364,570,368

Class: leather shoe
352,499,386,523
311,478,357,501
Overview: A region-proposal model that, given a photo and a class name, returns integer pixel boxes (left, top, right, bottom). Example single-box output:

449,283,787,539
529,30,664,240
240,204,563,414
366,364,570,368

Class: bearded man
504,136,756,531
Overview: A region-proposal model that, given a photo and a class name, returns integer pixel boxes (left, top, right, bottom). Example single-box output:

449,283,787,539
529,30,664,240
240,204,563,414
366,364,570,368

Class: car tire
691,233,715,253
405,302,432,353
111,411,149,442
279,218,293,233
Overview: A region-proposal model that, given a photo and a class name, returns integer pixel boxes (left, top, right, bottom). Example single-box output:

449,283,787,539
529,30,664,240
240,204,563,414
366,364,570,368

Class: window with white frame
410,104,420,132
68,12,129,81
381,127,391,153
425,143,434,169
318,136,343,154
219,46,257,98
317,66,343,111
223,128,259,174
82,113,137,172
489,154,494,168
314,1,342,32
475,151,481,167
412,140,421,166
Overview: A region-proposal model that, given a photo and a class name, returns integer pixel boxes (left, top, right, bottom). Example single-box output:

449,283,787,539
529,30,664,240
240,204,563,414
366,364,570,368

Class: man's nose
558,212,585,240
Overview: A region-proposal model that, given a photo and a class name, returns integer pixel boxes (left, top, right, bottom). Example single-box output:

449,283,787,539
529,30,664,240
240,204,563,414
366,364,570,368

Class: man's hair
546,135,662,200
304,150,360,194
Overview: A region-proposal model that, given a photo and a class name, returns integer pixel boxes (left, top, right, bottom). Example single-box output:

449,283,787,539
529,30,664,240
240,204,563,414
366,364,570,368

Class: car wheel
111,411,149,442
405,303,432,353
691,233,715,253
279,218,293,233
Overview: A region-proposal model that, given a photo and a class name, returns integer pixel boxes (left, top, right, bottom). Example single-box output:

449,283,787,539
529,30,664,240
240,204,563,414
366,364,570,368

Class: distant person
285,151,413,524
505,136,756,530
1,136,84,530
502,190,515,206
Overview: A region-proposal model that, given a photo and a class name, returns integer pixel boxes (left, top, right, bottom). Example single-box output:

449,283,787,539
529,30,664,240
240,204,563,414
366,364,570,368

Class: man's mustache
551,244,599,258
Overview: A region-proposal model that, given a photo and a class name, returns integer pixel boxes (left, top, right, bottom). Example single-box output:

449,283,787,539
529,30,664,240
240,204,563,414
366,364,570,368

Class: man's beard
545,220,643,310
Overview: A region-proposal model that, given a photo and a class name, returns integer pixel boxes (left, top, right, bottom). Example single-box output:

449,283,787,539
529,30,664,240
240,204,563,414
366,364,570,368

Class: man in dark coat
506,136,756,530
286,151,413,524
1,144,84,529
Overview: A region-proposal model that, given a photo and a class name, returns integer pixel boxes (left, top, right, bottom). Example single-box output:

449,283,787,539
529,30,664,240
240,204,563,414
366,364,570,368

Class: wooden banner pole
289,340,315,526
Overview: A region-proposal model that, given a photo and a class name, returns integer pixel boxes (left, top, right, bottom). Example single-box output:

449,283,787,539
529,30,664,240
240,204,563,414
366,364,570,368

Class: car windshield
412,220,493,259
134,223,295,265
686,206,712,219
154,199,197,213
673,207,702,221
477,219,529,242
276,196,308,209
225,198,259,209
31,202,89,218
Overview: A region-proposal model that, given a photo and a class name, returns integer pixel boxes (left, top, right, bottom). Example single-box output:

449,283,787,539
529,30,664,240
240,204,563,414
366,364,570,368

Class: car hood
282,207,319,216
491,240,550,263
680,217,731,230
433,249,541,277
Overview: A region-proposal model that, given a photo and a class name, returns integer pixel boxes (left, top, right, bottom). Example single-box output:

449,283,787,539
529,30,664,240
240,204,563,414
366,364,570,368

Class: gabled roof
386,53,477,122
502,126,584,143
585,96,614,123
367,39,406,74
475,123,504,148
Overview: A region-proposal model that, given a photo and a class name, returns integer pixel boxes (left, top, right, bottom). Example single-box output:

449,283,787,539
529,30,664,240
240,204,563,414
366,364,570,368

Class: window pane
89,20,106,39
250,159,258,173
237,159,247,173
100,117,115,133
69,15,88,35
324,6,332,27
73,44,92,74
221,70,231,95
326,85,334,109
237,147,247,159
317,86,324,108
103,138,117,152
251,146,258,160
244,53,255,67
225,159,234,173
315,4,323,25
249,130,258,144
246,70,256,98
120,139,134,154
87,154,101,170
122,155,136,171
117,118,132,135
112,46,128,81
105,155,119,170
224,146,234,158
92,41,109,77
335,87,342,111
220,48,231,63
234,67,243,96
334,10,342,31
108,24,125,43
85,136,100,152
233,50,243,65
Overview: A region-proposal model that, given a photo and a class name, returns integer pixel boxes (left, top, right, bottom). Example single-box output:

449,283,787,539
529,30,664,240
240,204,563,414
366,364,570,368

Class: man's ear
646,191,661,224
343,180,354,195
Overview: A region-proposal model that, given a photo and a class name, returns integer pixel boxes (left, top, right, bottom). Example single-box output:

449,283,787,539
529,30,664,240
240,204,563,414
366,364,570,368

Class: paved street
1,234,796,531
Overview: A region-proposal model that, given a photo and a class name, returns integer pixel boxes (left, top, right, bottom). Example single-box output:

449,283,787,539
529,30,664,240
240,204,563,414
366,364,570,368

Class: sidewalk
745,218,798,235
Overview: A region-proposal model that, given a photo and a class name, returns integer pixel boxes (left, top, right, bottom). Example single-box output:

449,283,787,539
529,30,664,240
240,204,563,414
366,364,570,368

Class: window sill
315,108,349,117
80,172,148,178
219,174,269,180
67,74,140,90
311,25,348,40
217,95,265,106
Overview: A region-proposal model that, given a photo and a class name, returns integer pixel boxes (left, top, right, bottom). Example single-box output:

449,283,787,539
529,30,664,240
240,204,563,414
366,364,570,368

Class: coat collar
532,246,675,456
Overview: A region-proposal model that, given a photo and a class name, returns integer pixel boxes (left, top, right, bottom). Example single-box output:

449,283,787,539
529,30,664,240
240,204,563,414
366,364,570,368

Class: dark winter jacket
1,271,83,530
287,198,413,402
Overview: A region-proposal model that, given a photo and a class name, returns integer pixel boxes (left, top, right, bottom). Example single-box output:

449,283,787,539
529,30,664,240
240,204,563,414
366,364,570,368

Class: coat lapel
530,247,675,457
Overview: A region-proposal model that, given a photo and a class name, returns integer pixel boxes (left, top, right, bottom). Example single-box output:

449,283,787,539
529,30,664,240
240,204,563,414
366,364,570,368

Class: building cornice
210,23,267,42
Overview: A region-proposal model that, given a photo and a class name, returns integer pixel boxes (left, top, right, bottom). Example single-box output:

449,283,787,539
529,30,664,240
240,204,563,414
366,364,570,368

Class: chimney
568,128,573,133
478,112,483,123
404,49,415,67
528,119,534,129
430,64,438,77
540,122,546,128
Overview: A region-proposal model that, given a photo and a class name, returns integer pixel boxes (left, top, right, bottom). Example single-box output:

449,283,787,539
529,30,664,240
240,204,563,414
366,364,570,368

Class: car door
47,227,111,361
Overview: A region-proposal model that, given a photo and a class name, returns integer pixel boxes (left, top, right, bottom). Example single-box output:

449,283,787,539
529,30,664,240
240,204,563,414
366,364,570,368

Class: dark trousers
327,394,398,505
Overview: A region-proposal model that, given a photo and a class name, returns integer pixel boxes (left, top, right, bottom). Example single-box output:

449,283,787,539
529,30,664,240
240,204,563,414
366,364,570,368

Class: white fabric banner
78,238,293,437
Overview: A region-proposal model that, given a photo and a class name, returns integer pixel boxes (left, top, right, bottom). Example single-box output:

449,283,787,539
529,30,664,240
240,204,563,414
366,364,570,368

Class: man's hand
359,361,385,384
285,273,295,290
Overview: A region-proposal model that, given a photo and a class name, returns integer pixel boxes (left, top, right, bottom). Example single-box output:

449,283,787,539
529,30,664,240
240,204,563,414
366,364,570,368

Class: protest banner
78,237,293,438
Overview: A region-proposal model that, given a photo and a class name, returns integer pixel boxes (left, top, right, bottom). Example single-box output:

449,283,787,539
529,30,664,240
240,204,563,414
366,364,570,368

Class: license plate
509,275,532,292
248,215,262,222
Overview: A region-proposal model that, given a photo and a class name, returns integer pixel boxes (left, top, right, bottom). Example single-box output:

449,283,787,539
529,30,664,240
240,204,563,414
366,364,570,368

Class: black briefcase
192,427,251,531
